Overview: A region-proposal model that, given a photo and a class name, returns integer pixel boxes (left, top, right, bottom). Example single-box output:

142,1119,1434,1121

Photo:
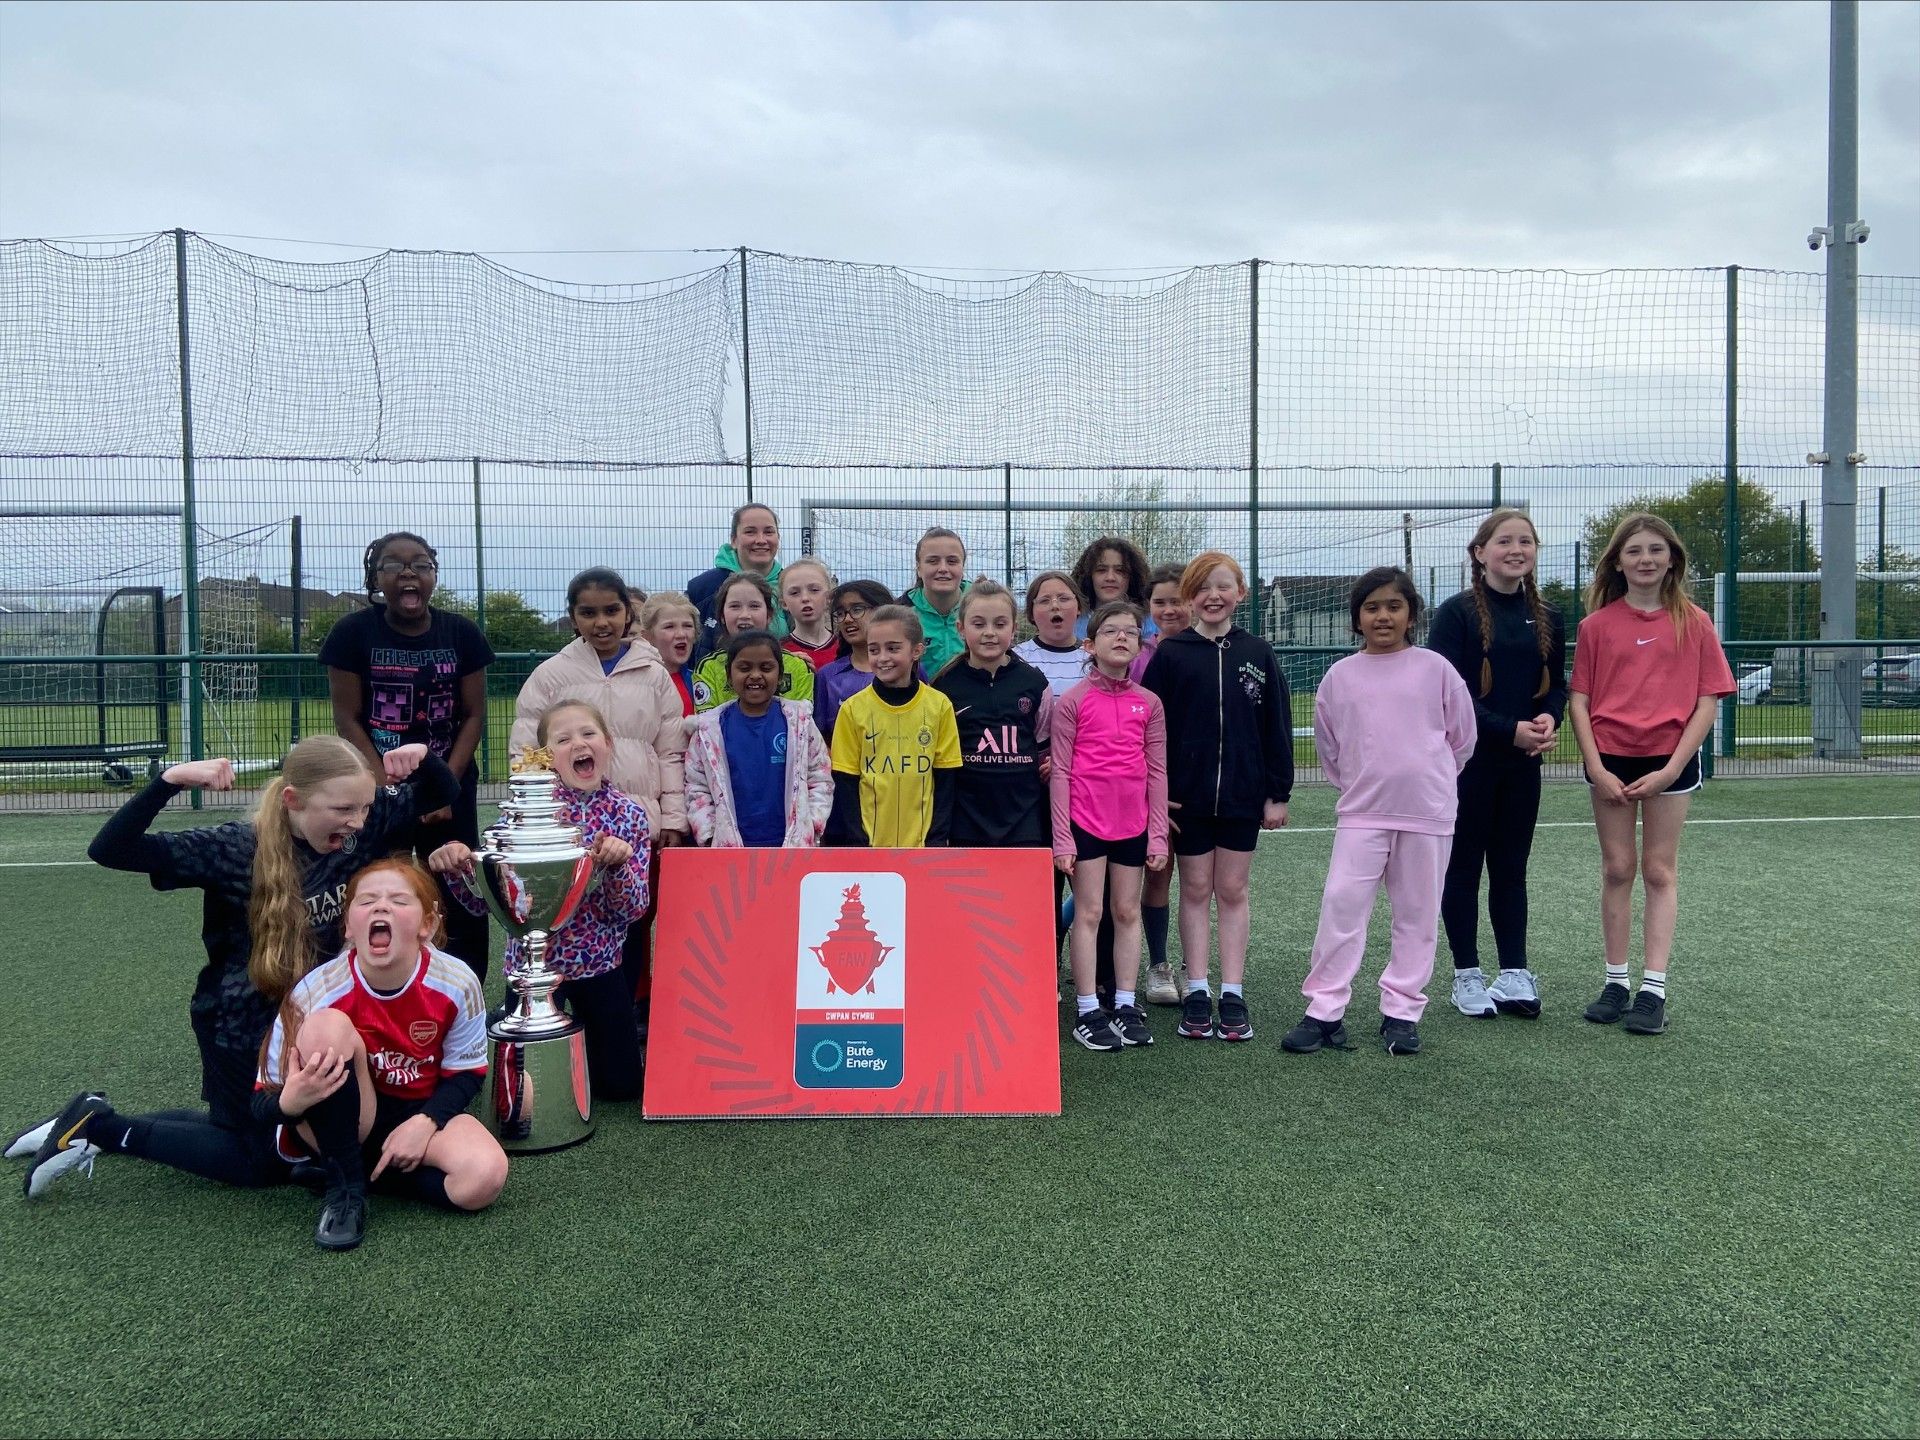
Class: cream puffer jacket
509,636,688,836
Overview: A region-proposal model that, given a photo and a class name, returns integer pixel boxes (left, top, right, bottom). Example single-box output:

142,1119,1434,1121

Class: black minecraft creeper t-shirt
319,605,495,761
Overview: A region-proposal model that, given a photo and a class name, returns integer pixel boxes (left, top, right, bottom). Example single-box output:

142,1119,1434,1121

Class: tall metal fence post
1816,0,1862,758
289,514,304,748
472,459,490,782
1720,263,1740,758
1247,258,1261,634
1002,462,1015,586
173,227,204,806
1490,461,1502,509
739,246,753,503
1874,485,1887,697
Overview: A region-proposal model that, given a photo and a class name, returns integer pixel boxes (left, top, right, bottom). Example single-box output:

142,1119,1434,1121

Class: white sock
1115,989,1136,1010
1640,971,1667,999
1076,994,1100,1016
1221,982,1244,998
1606,963,1630,987
1186,977,1210,995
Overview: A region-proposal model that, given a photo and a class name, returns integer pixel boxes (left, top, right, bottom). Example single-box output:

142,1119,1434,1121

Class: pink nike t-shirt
1570,599,1735,756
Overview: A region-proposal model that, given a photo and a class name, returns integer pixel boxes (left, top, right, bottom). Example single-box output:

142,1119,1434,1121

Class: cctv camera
1807,226,1833,250
1847,223,1870,245
1809,234,1823,251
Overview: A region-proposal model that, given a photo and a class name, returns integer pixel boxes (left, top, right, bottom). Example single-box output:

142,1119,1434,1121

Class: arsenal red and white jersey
260,944,487,1102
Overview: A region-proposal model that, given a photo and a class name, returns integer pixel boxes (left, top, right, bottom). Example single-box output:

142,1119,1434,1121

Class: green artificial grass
0,778,1915,1437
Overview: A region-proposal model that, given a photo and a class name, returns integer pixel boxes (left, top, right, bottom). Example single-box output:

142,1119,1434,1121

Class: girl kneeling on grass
432,701,651,1101
10,737,455,1201
1052,601,1169,1052
255,859,505,1252
1283,569,1475,1059
1569,513,1735,1037
684,630,834,848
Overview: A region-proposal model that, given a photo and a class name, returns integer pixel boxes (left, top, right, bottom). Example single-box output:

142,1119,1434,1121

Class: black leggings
109,1108,285,1188
1440,756,1542,971
555,968,644,1103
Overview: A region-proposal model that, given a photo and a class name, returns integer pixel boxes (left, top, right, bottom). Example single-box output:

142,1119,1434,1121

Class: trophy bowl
476,755,601,1153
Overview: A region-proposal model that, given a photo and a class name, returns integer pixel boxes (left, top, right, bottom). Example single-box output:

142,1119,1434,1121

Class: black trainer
1177,988,1215,1040
1622,991,1667,1036
1280,1014,1350,1054
1112,1004,1154,1047
1072,1007,1124,1052
1583,982,1633,1025
1216,990,1254,1043
1380,1017,1422,1056
315,1183,369,1252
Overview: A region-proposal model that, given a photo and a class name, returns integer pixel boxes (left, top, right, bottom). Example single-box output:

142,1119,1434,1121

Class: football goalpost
0,504,293,782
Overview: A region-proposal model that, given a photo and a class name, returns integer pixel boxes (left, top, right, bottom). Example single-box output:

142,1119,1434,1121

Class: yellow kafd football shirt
829,683,962,847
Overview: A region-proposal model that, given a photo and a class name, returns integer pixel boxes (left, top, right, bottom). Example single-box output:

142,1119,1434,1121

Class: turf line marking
1255,814,1920,837
2,814,1917,867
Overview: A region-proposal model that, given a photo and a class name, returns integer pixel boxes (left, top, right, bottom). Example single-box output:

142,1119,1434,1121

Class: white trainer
1143,963,1181,1006
1451,969,1498,1018
25,1140,100,1199
1488,967,1543,1018
4,1116,55,1160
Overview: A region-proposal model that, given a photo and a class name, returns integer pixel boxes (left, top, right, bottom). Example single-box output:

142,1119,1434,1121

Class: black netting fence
1,234,1916,808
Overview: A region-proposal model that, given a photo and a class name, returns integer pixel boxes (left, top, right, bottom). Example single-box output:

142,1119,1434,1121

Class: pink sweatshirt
1313,647,1476,836
1049,672,1170,856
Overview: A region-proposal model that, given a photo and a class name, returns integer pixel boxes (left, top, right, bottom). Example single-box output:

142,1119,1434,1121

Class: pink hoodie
1049,672,1170,857
1313,647,1476,835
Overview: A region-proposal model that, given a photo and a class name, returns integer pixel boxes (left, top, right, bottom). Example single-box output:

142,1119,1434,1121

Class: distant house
1258,577,1359,648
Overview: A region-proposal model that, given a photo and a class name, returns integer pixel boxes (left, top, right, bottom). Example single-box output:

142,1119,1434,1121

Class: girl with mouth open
433,701,652,1104
1014,571,1088,697
1569,513,1735,1038
13,737,456,1204
321,531,495,981
683,630,834,849
256,858,505,1252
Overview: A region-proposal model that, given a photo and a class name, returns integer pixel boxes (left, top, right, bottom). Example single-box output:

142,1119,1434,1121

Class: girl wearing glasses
321,532,494,980
811,579,899,744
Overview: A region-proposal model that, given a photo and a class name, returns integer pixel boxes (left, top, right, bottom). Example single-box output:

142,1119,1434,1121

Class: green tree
1057,476,1208,573
1582,476,1815,641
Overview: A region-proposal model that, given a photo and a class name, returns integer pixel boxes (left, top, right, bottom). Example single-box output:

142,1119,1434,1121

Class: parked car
1737,665,1774,705
1863,654,1918,704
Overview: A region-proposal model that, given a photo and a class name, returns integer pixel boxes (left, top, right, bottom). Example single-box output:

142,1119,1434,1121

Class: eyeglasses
831,604,873,620
375,558,438,577
1094,627,1141,642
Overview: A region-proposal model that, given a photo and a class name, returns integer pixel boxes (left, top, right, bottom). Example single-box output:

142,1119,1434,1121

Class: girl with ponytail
8,736,459,1203
1426,509,1567,1021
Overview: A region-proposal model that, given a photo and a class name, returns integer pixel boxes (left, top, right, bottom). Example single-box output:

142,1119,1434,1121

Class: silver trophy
476,751,600,1153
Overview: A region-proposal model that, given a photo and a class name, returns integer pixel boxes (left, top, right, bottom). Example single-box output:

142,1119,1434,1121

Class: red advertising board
643,848,1061,1119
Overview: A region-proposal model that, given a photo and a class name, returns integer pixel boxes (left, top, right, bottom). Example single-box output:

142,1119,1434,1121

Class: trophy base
485,1020,594,1154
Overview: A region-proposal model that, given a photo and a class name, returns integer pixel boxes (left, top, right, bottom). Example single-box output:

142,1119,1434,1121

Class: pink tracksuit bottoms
1302,827,1452,1023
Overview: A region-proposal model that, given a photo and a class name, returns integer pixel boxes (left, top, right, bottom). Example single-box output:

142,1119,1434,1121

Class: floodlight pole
1814,0,1863,758
1247,259,1261,634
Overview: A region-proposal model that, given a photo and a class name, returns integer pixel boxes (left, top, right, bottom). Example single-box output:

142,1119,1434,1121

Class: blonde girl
779,557,842,670
12,737,456,1199
1569,513,1734,1036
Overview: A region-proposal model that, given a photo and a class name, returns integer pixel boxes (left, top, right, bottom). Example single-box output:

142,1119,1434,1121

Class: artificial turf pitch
0,777,1915,1438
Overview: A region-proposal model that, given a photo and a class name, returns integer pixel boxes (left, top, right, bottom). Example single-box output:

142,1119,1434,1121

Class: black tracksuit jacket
1140,627,1293,820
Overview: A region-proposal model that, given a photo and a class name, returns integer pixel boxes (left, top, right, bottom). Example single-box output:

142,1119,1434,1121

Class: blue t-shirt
600,643,630,676
720,704,788,847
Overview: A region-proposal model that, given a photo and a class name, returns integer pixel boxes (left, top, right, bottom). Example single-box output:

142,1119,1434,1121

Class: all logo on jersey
793,874,906,1091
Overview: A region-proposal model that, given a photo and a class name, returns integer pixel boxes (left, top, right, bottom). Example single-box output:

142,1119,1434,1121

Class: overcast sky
2,0,1915,278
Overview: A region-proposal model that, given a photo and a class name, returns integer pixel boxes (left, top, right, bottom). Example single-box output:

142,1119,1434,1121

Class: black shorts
1585,750,1703,796
1070,822,1149,867
1172,813,1261,857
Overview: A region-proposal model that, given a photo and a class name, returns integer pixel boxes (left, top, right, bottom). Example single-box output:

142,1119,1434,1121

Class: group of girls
9,503,1732,1247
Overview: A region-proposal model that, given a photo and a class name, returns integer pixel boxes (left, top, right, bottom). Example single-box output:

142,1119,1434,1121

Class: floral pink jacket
683,699,833,848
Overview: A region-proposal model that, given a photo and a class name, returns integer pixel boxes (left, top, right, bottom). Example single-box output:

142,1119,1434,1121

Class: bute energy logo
794,872,906,1090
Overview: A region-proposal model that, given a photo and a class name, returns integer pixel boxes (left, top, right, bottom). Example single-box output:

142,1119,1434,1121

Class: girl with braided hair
321,531,495,980
1426,509,1566,1020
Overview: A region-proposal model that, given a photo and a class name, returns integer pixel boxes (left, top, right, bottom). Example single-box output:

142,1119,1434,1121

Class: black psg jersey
933,656,1053,846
